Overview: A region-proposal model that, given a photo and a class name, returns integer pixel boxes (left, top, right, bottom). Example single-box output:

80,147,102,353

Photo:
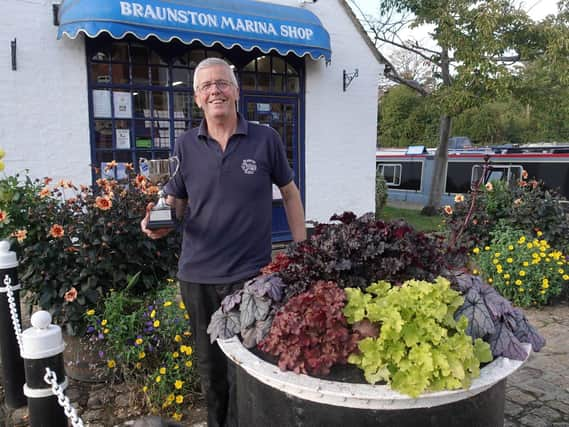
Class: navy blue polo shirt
164,113,294,284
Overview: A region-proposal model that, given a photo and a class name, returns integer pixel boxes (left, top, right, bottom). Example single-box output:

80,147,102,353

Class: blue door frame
241,95,303,242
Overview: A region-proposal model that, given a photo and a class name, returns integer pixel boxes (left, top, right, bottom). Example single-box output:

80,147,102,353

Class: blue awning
57,0,331,61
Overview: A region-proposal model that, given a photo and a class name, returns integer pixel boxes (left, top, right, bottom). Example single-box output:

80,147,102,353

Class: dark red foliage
258,281,358,376
260,252,292,275
278,212,450,299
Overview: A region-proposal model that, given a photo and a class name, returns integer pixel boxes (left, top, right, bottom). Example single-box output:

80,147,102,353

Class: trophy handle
169,156,180,178
139,157,149,177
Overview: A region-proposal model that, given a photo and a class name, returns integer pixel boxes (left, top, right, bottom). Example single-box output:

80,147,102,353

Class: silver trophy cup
139,156,180,230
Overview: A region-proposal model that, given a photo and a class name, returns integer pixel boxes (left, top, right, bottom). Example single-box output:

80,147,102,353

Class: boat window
377,164,402,186
471,165,523,188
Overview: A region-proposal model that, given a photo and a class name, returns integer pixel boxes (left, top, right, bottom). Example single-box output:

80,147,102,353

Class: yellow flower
540,290,546,294
488,278,493,284
172,413,182,422
527,243,533,249
523,261,529,267
472,269,479,275
174,380,184,389
153,320,160,328
183,331,191,336
515,279,522,286
172,351,179,358
176,395,184,404
135,362,142,369
542,278,549,285
185,361,193,368
537,231,543,237
542,283,549,289
508,245,514,251
518,236,526,244
518,288,525,292
160,367,166,375
563,274,569,280
179,301,186,310
163,301,173,307
559,269,565,274
103,328,109,334
503,273,510,279
174,364,179,370
135,338,143,345
494,252,501,258
484,246,490,251
506,258,513,264
101,319,108,326
493,259,499,265
86,309,95,316
183,346,192,356
155,376,161,383
472,247,480,254
107,360,116,368
150,310,156,319
184,313,189,320
167,394,175,402
519,270,526,277
142,386,148,392
174,335,182,343
139,352,146,359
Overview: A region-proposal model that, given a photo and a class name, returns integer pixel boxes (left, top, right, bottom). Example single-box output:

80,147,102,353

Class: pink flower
443,205,453,215
485,182,493,191
64,287,78,303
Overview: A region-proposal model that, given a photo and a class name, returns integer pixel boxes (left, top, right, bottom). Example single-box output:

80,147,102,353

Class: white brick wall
1,0,382,222
0,0,91,184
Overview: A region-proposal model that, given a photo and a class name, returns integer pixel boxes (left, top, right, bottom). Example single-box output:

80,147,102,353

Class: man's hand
140,202,173,239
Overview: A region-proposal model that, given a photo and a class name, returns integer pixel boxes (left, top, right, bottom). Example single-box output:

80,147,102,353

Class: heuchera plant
452,272,545,360
344,277,493,398
258,280,358,376
275,212,450,299
207,274,286,348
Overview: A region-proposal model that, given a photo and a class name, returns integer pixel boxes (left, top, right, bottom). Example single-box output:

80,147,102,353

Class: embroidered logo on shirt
241,159,257,175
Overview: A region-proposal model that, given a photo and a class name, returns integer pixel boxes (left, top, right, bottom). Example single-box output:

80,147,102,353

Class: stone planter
63,333,110,383
219,338,530,427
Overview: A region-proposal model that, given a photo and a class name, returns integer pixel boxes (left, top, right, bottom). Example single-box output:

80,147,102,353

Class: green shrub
3,167,181,335
86,280,199,422
473,225,568,307
375,171,388,214
444,175,569,256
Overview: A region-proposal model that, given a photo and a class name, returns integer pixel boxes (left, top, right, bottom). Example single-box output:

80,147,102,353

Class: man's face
194,65,239,121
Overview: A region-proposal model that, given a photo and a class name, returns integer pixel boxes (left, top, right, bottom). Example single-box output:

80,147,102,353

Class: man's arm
141,195,188,239
279,181,306,242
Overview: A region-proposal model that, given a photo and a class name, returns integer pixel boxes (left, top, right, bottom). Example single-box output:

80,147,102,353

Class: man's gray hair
193,57,238,91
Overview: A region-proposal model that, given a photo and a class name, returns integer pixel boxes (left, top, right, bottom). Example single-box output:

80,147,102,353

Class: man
141,57,306,427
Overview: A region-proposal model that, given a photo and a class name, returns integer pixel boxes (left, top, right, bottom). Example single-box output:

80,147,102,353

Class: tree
351,0,569,214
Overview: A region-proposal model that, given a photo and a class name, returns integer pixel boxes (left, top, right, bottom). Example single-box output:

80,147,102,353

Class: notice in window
115,129,130,149
114,91,132,118
93,90,111,118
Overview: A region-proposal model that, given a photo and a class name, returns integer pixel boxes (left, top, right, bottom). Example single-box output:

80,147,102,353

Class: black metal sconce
11,39,17,71
343,68,358,91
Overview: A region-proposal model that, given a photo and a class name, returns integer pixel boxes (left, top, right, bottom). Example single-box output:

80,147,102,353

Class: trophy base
146,208,177,230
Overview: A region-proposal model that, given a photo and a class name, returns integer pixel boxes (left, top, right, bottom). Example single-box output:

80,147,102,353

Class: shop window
87,39,231,179
240,55,300,94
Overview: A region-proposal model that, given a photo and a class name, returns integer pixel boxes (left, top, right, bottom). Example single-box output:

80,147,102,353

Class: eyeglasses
196,80,234,93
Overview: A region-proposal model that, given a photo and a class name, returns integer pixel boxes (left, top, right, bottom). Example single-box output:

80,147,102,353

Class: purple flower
98,350,105,358
98,333,104,340
86,326,95,334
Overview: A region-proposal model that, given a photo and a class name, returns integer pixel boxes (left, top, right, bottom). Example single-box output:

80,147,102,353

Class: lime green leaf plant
344,277,492,398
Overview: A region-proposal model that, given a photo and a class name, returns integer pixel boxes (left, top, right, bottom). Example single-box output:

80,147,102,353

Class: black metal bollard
0,240,27,408
22,311,67,427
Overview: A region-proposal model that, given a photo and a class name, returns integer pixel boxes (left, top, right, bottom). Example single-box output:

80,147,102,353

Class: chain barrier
4,273,85,426
3,275,24,355
44,368,84,427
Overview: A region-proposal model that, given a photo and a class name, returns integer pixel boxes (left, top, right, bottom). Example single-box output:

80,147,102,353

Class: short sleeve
270,128,294,187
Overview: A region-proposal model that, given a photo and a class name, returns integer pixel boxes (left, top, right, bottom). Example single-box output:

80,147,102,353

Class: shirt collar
198,113,249,140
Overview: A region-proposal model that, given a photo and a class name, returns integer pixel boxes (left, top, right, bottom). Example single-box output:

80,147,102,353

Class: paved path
504,301,569,427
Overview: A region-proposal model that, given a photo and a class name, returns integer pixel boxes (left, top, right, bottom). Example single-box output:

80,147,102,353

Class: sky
351,0,561,52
